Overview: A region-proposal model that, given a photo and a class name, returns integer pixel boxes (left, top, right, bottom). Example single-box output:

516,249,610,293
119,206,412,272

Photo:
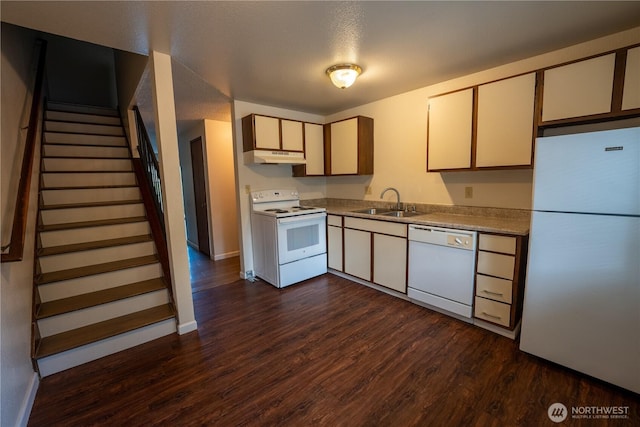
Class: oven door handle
277,212,327,224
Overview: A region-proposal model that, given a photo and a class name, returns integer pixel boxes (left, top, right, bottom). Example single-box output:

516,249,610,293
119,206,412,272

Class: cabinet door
373,233,407,293
427,88,473,170
343,228,371,281
281,119,303,151
622,46,640,111
327,225,343,271
476,73,536,167
254,115,280,149
304,123,325,175
330,118,358,174
542,54,616,122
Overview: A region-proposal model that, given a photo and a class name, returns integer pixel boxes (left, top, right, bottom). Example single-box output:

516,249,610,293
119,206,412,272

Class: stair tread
40,199,142,211
37,278,168,319
35,304,174,359
39,216,148,232
42,184,137,190
37,254,159,285
42,142,128,148
43,155,131,160
39,234,153,256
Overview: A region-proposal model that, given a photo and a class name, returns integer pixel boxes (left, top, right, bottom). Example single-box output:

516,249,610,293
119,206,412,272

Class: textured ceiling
3,1,640,120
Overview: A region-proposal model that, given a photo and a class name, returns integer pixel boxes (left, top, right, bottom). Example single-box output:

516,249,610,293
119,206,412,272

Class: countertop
306,199,531,236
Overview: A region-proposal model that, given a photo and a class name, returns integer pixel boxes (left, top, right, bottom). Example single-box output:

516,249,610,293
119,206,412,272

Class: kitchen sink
351,208,392,215
380,210,423,218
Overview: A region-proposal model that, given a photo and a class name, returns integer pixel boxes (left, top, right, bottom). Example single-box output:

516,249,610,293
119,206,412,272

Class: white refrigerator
520,126,640,394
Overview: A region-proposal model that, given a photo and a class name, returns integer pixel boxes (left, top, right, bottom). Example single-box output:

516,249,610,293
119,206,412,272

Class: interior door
190,137,210,256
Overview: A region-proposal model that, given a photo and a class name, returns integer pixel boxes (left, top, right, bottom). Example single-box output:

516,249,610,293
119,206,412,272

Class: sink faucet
380,187,402,211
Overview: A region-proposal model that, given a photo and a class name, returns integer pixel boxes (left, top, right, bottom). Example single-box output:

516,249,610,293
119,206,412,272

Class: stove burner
265,208,288,213
292,206,315,210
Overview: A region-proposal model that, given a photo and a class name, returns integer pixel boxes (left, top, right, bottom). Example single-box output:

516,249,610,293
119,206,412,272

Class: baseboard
178,320,198,335
17,372,39,427
213,250,240,261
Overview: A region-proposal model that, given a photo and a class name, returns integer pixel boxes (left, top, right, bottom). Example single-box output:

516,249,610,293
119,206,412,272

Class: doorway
190,136,211,257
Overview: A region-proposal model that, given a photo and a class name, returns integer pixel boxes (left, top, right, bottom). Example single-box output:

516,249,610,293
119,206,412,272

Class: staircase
33,102,176,377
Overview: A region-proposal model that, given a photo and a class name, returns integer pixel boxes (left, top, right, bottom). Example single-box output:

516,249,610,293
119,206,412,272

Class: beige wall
232,27,640,276
0,22,41,427
204,119,240,260
178,122,204,249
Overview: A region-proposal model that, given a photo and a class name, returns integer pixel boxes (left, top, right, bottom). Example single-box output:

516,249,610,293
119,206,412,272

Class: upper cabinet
541,54,616,122
427,89,473,171
292,123,325,177
427,74,537,171
476,73,536,168
242,114,304,153
622,46,640,111
326,116,374,176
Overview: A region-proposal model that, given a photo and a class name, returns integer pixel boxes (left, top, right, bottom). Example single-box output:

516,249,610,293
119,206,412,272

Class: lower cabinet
327,215,343,271
341,217,407,293
473,233,528,333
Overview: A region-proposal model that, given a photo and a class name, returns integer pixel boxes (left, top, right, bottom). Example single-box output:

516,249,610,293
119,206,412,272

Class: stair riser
42,158,133,172
43,144,130,159
45,111,121,126
45,121,124,136
40,204,146,226
42,172,137,188
38,290,170,337
36,319,176,377
41,187,141,206
38,241,157,273
44,132,126,147
38,263,164,302
39,222,151,248
47,103,119,117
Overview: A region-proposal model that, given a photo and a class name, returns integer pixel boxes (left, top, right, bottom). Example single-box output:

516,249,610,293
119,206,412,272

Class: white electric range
250,189,327,288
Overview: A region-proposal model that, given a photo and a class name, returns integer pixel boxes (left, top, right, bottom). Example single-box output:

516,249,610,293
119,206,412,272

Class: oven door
277,213,327,264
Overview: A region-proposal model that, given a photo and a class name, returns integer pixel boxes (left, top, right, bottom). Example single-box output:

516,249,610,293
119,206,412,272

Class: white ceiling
3,1,640,120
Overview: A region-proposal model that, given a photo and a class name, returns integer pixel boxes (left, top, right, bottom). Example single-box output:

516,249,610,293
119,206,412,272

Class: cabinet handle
482,290,504,296
481,312,502,320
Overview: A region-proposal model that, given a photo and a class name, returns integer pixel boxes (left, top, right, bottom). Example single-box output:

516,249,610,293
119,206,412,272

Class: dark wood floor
28,257,639,426
188,246,240,293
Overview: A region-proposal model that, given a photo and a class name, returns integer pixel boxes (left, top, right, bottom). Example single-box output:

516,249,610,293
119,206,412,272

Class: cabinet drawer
478,234,516,255
474,296,511,327
344,217,407,237
476,274,512,304
327,215,342,227
477,251,515,280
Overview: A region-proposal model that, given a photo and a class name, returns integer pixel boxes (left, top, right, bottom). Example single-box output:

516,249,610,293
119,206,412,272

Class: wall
113,49,148,143
232,101,325,276
178,121,204,248
204,119,240,260
324,27,640,210
43,33,118,107
1,22,41,427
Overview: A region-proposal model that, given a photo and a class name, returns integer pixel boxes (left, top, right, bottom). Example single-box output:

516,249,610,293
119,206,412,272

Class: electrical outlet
365,186,372,195
464,186,473,199
245,185,251,194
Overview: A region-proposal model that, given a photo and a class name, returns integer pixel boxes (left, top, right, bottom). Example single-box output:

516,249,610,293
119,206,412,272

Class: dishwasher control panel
408,225,477,250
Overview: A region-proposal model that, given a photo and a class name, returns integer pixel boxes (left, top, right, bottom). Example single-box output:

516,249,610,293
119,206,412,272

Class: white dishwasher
407,225,477,320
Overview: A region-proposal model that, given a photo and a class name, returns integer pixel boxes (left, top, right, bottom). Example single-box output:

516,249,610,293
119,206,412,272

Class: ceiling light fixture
326,64,362,89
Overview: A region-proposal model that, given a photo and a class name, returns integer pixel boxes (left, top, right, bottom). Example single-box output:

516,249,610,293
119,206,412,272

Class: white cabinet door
427,88,473,170
476,73,536,167
373,233,407,293
542,54,616,121
304,123,324,175
327,225,343,271
254,115,280,149
343,228,371,281
281,119,303,151
622,46,640,111
330,118,358,174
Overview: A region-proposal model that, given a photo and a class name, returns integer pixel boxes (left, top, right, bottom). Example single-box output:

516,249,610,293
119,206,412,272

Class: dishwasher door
407,226,477,319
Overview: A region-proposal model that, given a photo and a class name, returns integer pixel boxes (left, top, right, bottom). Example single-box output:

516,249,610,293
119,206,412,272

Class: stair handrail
2,39,48,263
132,106,165,234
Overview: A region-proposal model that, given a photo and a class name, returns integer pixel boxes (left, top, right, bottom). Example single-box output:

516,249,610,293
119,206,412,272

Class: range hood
243,150,306,165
